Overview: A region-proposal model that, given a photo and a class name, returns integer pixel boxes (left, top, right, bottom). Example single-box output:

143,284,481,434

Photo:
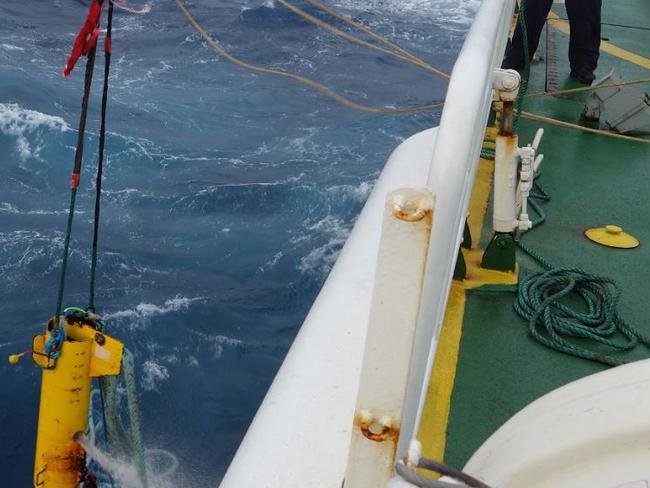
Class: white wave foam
112,0,152,15
0,103,69,160
327,181,374,202
198,333,243,358
142,360,170,391
0,202,74,216
104,296,206,328
0,230,64,276
259,250,284,273
298,215,350,275
331,0,478,24
1,43,25,52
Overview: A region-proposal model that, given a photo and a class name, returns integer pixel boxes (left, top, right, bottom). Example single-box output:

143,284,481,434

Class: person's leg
566,0,602,79
503,0,554,70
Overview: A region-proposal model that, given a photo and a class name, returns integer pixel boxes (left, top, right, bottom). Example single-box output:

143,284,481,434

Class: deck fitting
584,225,640,249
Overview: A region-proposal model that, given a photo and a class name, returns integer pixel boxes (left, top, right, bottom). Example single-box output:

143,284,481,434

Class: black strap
54,2,102,326
89,1,114,312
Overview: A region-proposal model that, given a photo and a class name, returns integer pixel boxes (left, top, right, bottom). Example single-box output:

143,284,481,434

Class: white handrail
398,0,515,457
219,0,515,484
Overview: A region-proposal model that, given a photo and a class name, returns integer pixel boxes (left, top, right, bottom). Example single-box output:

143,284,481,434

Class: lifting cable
53,1,103,330
89,0,114,312
174,0,443,115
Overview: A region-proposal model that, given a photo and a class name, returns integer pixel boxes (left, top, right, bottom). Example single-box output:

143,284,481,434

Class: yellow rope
526,77,650,98
174,0,443,115
521,111,650,143
292,0,449,79
175,0,650,143
275,0,442,76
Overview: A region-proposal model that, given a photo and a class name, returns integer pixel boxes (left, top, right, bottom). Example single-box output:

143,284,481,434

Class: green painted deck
442,1,650,469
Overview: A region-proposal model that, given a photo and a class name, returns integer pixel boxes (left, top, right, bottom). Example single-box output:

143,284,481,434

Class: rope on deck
512,179,650,366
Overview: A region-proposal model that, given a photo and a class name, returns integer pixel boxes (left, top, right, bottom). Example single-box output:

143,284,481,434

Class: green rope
123,349,149,487
513,0,530,132
54,187,79,327
480,147,495,160
512,181,650,366
100,350,149,488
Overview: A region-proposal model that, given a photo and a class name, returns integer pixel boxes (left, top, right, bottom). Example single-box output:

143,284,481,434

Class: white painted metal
464,359,650,487
221,0,517,483
515,128,544,231
492,134,519,232
219,129,439,488
492,68,521,101
398,0,516,458
344,187,434,488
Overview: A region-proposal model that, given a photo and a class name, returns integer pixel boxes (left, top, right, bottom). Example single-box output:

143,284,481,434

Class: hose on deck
394,458,493,488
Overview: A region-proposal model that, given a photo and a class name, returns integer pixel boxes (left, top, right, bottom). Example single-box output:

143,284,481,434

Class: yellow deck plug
584,224,640,249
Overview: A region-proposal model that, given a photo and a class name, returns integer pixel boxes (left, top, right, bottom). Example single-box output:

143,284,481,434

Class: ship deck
419,0,650,470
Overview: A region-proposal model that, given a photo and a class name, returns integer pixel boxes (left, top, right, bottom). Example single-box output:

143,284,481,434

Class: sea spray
76,434,179,488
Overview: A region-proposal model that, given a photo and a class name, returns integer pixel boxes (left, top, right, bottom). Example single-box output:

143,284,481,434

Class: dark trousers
504,0,602,72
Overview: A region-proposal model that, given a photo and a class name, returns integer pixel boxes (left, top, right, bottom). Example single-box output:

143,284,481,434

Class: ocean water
0,0,476,484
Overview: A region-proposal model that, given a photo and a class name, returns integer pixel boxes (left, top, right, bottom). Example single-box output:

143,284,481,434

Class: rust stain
353,413,400,442
42,443,86,483
353,413,400,461
393,207,431,222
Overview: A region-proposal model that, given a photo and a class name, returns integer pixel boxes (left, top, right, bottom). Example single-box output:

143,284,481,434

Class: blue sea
0,0,475,484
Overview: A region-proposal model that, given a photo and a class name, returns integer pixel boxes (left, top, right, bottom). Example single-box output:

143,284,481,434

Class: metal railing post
344,186,434,488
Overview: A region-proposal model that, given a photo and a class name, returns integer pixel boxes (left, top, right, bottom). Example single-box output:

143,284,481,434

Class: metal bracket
493,68,521,102
582,69,650,133
514,128,544,232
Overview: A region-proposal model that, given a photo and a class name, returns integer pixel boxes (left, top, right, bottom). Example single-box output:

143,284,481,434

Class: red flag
63,0,103,77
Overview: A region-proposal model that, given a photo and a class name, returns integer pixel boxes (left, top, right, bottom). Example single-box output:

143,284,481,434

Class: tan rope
299,0,449,79
174,0,443,114
521,111,650,143
274,0,448,78
526,77,650,98
175,0,649,142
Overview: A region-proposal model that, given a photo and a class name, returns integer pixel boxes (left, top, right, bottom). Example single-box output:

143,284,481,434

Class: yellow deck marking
418,283,466,462
547,12,650,70
418,6,649,464
417,135,517,462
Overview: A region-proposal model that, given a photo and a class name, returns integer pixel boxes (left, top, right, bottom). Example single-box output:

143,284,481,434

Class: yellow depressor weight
31,320,123,487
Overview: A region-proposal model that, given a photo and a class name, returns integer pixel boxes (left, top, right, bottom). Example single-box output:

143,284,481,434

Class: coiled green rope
513,182,650,366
